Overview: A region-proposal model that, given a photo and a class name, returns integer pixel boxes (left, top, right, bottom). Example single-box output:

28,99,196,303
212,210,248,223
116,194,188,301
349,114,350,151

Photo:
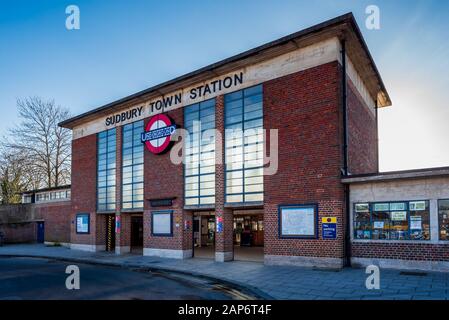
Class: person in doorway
241,225,252,246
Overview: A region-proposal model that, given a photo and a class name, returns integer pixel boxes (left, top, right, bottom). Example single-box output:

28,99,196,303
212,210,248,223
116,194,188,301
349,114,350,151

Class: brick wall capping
0,219,44,225
184,205,216,211
96,211,116,215
342,166,449,184
120,209,144,214
224,202,264,209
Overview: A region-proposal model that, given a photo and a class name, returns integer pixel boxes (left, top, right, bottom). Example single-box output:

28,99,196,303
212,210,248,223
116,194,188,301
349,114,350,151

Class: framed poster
76,213,90,234
151,210,173,236
355,203,369,213
278,204,318,239
409,201,426,211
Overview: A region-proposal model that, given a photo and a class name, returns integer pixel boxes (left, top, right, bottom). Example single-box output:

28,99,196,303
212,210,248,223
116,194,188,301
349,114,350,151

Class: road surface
0,257,251,300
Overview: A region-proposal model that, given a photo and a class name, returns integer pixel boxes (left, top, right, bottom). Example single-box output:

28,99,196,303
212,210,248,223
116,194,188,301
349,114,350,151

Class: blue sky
0,0,448,171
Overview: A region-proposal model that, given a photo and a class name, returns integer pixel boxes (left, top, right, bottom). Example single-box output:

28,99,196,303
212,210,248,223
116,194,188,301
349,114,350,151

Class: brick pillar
182,210,193,253
214,95,234,262
114,126,130,254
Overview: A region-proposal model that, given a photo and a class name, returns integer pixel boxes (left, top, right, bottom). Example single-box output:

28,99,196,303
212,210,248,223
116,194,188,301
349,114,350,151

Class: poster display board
76,213,90,234
151,211,173,236
279,204,318,238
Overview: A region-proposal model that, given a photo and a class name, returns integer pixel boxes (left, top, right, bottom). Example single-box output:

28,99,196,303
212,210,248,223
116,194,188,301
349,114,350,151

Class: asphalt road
0,257,248,300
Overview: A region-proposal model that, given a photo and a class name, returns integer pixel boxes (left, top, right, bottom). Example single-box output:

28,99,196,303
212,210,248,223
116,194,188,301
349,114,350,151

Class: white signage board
152,212,172,235
280,206,316,237
410,216,422,230
391,211,407,221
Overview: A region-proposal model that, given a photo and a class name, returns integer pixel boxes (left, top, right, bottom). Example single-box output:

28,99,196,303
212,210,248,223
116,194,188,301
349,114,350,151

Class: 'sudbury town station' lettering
105,106,143,126
104,72,244,126
149,72,244,113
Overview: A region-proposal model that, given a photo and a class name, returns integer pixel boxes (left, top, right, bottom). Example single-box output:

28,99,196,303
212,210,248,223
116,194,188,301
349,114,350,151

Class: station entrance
130,214,143,254
233,210,264,262
192,211,215,259
192,210,264,262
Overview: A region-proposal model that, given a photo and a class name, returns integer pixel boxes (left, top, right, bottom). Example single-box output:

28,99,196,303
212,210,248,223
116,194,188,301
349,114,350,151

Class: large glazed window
184,99,216,206
97,128,116,211
224,84,264,203
122,120,144,210
353,201,430,240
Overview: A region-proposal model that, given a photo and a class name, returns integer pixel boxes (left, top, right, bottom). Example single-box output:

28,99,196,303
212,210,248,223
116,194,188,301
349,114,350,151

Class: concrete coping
341,166,449,184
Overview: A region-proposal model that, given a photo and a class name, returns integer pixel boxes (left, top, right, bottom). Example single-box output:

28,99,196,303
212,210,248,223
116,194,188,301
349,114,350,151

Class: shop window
122,120,144,210
224,84,263,204
97,128,116,211
354,201,430,241
184,99,215,206
438,200,449,240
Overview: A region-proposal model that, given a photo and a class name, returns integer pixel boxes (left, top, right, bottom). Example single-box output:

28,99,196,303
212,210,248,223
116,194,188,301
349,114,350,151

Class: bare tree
0,147,37,204
5,97,71,189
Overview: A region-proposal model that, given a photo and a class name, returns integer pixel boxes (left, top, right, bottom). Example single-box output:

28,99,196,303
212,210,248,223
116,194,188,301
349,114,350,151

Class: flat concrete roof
341,166,449,184
59,12,391,129
21,185,71,195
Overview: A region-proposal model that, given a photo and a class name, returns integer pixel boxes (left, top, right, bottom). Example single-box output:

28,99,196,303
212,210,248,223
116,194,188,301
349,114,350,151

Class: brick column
114,126,130,254
214,95,234,262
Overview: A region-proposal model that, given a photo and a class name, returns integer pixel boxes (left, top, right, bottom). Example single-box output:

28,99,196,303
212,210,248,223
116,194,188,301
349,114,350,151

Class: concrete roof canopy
59,12,391,129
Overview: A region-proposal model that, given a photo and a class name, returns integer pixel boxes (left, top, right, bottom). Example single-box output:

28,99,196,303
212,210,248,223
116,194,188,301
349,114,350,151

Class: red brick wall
263,61,345,259
352,242,449,261
143,108,191,251
70,134,98,246
347,79,378,174
0,222,36,243
34,201,71,243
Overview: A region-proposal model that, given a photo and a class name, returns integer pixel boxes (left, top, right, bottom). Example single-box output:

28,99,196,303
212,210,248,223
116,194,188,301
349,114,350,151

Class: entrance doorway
36,222,44,243
105,214,115,252
131,215,143,254
233,211,264,262
192,212,215,259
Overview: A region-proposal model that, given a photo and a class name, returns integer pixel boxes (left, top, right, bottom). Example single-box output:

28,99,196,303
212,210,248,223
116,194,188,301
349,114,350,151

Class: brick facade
352,242,449,261
70,134,100,248
34,201,71,243
64,60,380,267
0,222,36,243
143,108,191,255
347,79,378,175
263,62,346,265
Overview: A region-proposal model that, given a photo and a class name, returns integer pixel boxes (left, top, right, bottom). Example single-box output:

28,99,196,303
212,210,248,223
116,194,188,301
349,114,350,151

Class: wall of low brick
0,201,71,244
34,201,71,243
352,242,449,261
0,222,36,243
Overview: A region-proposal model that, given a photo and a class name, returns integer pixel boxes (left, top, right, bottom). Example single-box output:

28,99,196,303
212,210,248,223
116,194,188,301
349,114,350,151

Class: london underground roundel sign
141,114,177,154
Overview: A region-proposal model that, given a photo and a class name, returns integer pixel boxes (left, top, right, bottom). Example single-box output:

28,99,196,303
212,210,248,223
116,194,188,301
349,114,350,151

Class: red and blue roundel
141,114,177,154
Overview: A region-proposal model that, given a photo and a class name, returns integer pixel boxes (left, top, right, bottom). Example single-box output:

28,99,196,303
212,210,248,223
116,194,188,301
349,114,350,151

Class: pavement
1,244,449,300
